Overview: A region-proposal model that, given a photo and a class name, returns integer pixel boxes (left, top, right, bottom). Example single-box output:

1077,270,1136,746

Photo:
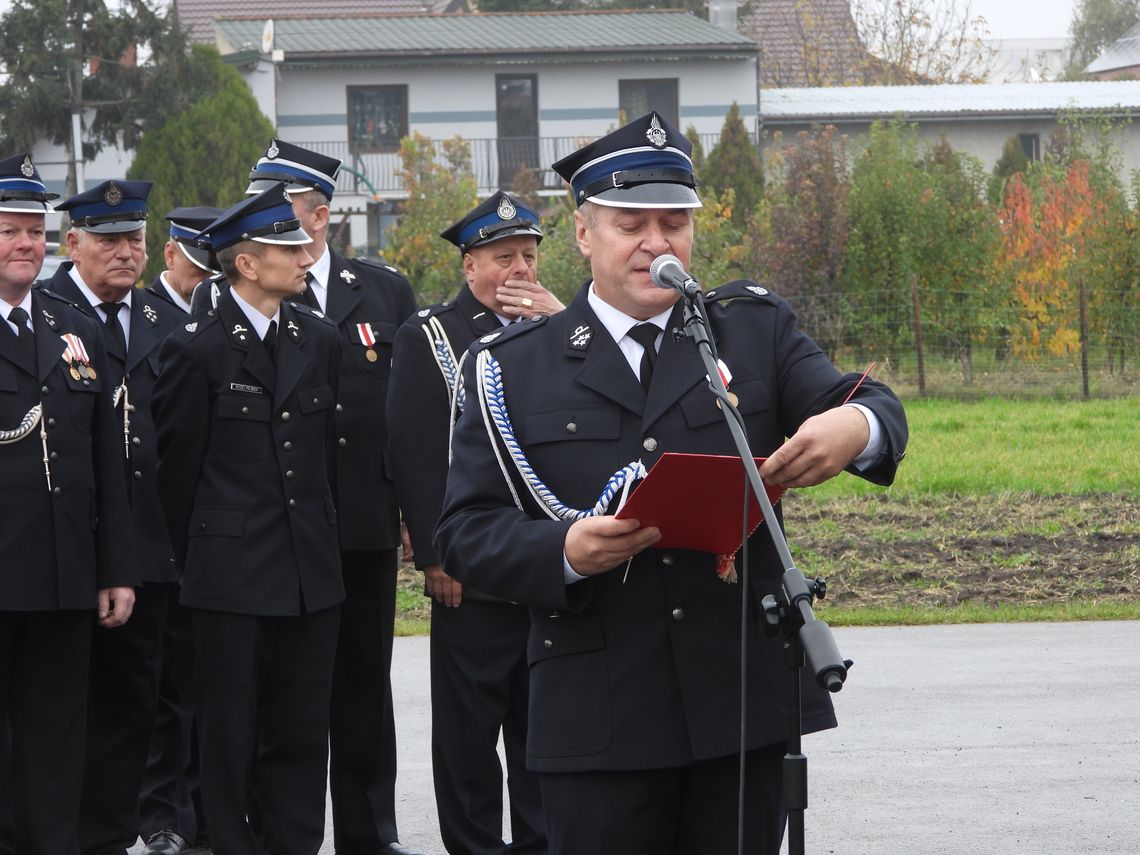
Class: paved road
137,621,1140,854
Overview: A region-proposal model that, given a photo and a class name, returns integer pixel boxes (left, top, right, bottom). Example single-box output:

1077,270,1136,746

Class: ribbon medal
357,322,379,362
61,333,96,380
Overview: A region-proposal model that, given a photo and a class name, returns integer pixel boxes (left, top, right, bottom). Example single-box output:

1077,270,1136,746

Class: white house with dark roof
213,10,759,211
759,80,1140,177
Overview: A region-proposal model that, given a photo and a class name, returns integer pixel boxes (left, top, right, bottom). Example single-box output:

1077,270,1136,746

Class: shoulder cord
421,316,465,413
473,349,645,520
0,403,53,493
113,382,131,459
0,403,42,445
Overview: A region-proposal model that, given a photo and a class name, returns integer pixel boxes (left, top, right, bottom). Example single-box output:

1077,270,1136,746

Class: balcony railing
297,133,750,198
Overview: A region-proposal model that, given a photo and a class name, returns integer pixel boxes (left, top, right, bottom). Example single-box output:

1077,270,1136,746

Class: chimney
708,0,738,32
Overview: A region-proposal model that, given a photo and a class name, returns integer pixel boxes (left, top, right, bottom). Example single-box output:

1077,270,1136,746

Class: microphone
649,254,702,298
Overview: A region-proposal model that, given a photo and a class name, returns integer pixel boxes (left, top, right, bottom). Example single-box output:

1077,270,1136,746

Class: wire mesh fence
785,282,1138,400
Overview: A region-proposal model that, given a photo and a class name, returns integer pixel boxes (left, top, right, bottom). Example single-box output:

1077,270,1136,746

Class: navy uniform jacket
145,274,188,314
152,291,344,616
387,284,501,600
42,264,183,583
436,281,908,773
187,252,416,552
0,288,133,610
323,251,416,551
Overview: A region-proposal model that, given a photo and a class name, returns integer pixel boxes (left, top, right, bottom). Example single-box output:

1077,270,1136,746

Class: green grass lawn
808,397,1139,499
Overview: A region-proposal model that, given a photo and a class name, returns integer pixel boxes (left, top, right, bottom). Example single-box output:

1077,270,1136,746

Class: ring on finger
521,296,534,308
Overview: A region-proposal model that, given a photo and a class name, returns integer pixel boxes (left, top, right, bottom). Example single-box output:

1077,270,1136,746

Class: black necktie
264,320,278,366
301,272,320,310
628,323,659,394
100,301,127,356
8,306,34,358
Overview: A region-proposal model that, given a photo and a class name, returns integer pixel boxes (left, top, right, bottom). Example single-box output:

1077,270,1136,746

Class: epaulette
704,280,779,306
349,256,403,277
412,301,455,323
469,315,547,354
285,301,336,327
36,287,83,311
180,311,218,336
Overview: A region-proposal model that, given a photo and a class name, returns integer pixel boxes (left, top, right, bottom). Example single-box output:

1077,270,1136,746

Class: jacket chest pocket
345,321,396,376
61,374,102,432
212,392,271,462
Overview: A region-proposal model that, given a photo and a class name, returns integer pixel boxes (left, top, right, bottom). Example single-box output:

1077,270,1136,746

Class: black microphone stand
672,287,851,855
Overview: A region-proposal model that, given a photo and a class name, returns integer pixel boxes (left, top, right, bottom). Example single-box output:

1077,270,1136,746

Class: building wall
762,115,1140,180
268,57,758,142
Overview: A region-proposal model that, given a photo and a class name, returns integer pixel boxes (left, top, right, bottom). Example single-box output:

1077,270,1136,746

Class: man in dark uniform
152,184,344,855
146,206,223,314
0,153,135,853
435,114,909,855
138,207,221,855
388,191,561,855
45,180,187,855
245,139,419,855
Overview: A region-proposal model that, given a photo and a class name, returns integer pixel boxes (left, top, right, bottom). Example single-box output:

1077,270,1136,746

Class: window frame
346,84,409,154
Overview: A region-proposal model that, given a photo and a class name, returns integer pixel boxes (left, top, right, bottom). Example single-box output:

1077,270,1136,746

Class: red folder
614,453,785,554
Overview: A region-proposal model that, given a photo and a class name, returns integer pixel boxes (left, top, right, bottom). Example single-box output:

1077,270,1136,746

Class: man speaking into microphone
435,112,908,855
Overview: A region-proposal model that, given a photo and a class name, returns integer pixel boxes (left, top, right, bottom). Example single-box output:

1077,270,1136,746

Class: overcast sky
961,0,1075,40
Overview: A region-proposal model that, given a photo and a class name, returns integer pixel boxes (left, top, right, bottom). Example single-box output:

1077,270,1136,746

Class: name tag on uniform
229,383,264,395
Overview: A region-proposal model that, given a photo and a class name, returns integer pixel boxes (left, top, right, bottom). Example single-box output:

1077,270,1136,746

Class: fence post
1079,277,1090,400
911,273,926,397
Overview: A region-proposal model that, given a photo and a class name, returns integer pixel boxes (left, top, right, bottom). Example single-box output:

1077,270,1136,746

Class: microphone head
649,254,684,290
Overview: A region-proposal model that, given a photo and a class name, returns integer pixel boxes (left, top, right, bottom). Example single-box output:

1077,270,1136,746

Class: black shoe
378,844,424,855
142,830,189,855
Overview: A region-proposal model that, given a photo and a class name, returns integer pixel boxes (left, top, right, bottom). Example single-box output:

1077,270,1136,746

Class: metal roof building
759,80,1140,177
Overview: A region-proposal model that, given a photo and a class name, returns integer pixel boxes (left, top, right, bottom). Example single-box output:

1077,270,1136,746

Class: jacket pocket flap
298,383,334,413
187,509,244,538
216,393,271,421
524,407,620,445
527,609,605,665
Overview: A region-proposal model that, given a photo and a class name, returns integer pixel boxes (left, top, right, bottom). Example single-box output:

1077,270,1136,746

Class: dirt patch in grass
783,492,1140,610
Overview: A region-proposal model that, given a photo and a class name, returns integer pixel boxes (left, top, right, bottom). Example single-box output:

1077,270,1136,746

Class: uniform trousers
329,548,400,854
430,598,544,855
193,606,340,855
0,609,93,855
537,741,787,855
79,581,170,855
139,584,205,845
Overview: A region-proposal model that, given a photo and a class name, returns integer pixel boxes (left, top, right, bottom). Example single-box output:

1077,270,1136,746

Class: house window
619,79,679,127
1018,133,1040,162
348,85,408,153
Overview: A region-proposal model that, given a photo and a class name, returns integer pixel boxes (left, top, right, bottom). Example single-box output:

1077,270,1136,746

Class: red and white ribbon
61,333,91,365
356,322,377,347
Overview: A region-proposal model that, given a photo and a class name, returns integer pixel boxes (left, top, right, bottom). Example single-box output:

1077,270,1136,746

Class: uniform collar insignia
142,303,158,324
747,285,769,297
185,321,198,332
569,323,593,350
41,308,57,330
231,322,249,342
339,268,356,283
287,319,301,339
